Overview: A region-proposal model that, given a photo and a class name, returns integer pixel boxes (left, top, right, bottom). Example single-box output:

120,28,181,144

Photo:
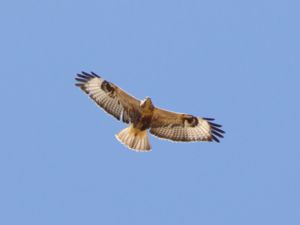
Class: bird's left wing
75,72,141,124
150,107,225,142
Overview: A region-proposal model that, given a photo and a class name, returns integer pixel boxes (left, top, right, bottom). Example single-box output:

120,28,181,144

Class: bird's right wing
150,107,225,142
75,72,141,124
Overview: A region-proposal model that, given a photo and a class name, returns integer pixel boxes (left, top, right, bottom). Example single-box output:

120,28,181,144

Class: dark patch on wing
101,80,115,94
184,115,199,127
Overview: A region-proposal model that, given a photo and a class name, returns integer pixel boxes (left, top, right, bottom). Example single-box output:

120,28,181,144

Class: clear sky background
1,0,299,225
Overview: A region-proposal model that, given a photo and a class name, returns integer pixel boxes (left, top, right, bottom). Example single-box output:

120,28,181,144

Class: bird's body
135,98,154,130
75,72,225,152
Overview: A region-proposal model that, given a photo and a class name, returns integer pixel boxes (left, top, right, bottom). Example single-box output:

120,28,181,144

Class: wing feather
150,108,225,142
75,72,141,124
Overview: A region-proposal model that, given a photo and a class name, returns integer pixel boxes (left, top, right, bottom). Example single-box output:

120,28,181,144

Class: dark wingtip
211,135,220,143
91,71,100,77
81,71,91,76
213,127,225,134
209,122,222,128
211,123,225,142
203,117,215,121
203,117,225,142
212,131,224,138
75,77,87,82
75,72,101,86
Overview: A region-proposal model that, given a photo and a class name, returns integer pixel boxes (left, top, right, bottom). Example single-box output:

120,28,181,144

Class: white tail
116,125,151,152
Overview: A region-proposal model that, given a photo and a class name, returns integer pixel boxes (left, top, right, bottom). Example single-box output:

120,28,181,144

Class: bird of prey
75,72,225,152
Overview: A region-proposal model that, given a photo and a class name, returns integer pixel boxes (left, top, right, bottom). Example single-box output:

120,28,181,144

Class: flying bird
75,72,225,152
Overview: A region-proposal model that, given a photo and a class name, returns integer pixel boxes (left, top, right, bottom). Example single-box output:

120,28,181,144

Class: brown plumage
75,72,225,152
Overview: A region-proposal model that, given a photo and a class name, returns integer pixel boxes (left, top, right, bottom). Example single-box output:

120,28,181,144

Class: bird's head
140,97,154,110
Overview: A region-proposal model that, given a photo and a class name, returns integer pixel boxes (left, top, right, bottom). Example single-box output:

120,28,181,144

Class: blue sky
1,0,299,224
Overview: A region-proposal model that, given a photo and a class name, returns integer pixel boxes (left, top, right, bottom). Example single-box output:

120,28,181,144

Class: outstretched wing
150,108,225,142
75,72,141,124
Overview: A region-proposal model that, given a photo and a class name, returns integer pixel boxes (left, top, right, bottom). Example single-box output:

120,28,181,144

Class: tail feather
116,125,151,152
